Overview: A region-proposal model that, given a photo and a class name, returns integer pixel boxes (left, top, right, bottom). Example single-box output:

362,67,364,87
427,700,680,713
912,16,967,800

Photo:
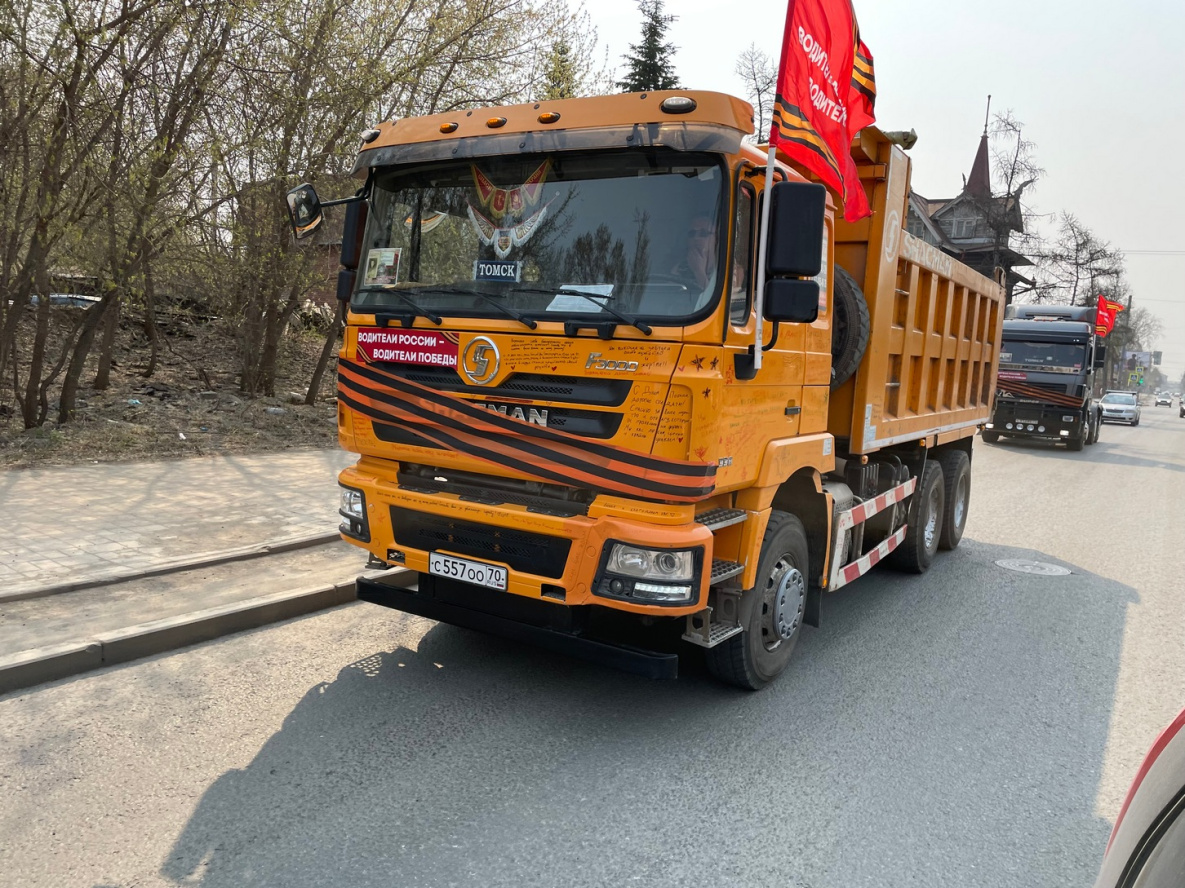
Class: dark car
1093,706,1185,887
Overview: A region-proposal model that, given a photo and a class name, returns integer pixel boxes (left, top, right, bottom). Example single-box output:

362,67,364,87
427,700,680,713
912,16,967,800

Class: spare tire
831,266,871,389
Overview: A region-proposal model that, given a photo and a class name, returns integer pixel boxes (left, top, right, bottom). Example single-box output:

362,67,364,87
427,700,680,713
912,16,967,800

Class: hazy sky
585,0,1185,382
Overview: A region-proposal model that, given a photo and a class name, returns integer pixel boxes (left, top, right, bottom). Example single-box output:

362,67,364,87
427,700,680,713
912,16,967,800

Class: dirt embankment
1,309,339,468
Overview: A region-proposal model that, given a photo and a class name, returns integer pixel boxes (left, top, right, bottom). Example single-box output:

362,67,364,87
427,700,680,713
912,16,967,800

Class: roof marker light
486,117,507,128
439,122,458,133
538,112,561,124
660,96,697,114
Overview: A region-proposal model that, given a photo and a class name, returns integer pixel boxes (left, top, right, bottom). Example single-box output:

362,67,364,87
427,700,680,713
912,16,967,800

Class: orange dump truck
288,90,1004,688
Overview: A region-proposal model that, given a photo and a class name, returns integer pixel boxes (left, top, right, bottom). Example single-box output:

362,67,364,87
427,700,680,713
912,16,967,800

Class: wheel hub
772,565,806,641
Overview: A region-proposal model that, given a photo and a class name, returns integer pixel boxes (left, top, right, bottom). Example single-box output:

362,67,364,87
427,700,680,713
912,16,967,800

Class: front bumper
989,402,1085,439
357,573,679,679
340,460,714,618
1101,411,1137,422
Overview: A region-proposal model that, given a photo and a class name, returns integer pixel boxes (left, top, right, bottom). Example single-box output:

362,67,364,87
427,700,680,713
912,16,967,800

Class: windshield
351,150,727,324
1101,393,1137,405
999,340,1087,373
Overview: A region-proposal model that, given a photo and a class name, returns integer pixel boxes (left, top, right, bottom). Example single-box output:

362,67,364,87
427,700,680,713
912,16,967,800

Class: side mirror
766,181,827,277
764,279,819,324
286,184,324,239
1093,342,1107,369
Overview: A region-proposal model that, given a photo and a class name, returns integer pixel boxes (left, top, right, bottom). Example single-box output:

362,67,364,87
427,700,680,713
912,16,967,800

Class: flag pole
752,144,777,372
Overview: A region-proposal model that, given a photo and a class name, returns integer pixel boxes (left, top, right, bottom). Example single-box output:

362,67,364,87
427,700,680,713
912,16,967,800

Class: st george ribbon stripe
996,378,1086,409
338,358,717,503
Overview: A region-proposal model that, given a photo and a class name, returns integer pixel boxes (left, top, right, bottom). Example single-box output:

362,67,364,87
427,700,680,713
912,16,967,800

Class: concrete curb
0,531,341,604
0,568,414,696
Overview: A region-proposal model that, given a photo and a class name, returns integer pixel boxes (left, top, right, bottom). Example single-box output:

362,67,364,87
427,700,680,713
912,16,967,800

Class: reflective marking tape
830,524,908,591
837,476,917,532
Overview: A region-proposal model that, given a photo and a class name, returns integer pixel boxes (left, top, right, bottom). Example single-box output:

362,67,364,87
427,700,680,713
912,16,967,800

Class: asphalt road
2,407,1184,888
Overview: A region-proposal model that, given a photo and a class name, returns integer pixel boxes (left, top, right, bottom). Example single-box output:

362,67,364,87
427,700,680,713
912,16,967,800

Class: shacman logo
461,336,499,384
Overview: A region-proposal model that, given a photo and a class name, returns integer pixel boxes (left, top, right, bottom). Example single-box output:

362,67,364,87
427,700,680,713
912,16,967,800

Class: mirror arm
319,193,366,209
762,320,780,351
320,171,374,208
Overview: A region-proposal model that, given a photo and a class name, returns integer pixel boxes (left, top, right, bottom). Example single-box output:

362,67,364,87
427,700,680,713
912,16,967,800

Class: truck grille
380,364,632,407
390,507,572,578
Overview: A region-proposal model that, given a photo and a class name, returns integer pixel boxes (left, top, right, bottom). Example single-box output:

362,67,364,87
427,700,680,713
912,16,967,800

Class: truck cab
984,305,1104,450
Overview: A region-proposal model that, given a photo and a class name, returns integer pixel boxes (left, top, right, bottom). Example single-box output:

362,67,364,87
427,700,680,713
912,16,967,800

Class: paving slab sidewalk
0,449,355,600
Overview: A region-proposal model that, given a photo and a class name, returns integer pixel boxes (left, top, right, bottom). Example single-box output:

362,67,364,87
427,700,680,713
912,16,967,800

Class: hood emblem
461,336,499,385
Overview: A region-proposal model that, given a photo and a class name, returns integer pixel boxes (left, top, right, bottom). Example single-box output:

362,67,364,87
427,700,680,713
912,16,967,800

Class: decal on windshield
363,248,401,285
473,259,522,283
466,159,553,259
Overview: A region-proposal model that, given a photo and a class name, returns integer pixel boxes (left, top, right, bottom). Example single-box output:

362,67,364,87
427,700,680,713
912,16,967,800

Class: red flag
769,0,876,221
1095,294,1123,337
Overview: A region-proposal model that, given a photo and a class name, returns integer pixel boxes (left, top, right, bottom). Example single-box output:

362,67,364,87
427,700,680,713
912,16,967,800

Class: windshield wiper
357,285,442,325
512,287,652,336
408,285,537,330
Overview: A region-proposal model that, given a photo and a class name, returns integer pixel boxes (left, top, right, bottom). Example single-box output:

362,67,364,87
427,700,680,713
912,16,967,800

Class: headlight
606,543,694,580
340,486,364,520
596,543,702,605
338,485,369,541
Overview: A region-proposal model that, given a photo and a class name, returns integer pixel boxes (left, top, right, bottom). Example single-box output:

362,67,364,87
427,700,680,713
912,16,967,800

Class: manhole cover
995,559,1071,576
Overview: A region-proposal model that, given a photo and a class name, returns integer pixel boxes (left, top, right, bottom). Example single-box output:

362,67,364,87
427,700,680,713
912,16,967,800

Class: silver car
1099,391,1141,425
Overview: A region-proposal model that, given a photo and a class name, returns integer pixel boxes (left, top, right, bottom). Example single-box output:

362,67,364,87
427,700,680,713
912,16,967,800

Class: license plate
428,552,508,590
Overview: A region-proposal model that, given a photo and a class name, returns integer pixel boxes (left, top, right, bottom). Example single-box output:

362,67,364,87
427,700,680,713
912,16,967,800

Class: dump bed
825,129,1005,454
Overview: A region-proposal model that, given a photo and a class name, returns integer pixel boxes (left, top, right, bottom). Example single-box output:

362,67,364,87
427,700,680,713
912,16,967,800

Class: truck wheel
936,450,970,551
1067,432,1084,451
981,430,1000,444
887,461,944,574
1087,414,1100,444
830,266,870,390
706,511,809,691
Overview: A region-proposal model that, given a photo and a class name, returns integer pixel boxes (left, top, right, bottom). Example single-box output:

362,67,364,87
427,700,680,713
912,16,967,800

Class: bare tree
1032,212,1125,307
735,42,775,141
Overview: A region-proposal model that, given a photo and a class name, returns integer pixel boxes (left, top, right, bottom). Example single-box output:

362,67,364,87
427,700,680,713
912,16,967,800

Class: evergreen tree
541,38,579,100
616,0,680,92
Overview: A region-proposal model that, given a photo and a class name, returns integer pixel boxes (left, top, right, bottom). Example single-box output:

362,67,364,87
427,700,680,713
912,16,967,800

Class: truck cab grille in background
390,506,572,578
379,364,632,407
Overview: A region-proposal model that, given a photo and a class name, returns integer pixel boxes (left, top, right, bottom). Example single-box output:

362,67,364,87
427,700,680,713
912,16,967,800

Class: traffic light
1138,374,1145,385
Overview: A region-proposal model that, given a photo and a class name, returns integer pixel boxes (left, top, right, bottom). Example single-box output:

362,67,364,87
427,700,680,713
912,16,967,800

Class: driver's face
687,217,716,247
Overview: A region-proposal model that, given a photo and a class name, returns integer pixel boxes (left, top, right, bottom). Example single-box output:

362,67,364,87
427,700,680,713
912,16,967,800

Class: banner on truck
768,0,876,221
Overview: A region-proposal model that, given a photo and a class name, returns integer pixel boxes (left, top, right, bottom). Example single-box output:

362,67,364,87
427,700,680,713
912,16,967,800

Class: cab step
710,559,744,584
682,615,744,649
696,508,747,531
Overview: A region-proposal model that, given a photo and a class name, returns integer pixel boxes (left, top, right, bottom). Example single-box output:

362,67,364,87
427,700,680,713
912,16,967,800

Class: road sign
1128,372,1140,385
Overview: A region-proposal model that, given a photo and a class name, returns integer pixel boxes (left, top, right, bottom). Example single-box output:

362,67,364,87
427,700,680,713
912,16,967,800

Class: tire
706,511,809,691
830,266,870,390
981,430,1000,444
1132,418,1140,426
1067,432,1084,451
1088,414,1101,444
936,450,970,551
886,461,944,574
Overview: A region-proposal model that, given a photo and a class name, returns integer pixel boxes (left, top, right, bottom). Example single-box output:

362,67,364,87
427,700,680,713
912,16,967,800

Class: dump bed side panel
829,131,1005,454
